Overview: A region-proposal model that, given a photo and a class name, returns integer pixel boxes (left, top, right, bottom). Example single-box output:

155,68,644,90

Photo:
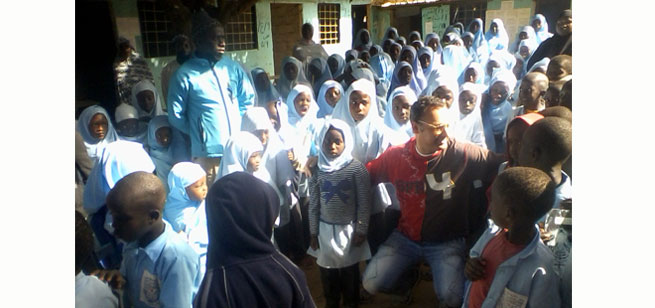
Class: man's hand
464,257,486,281
310,235,319,250
91,269,126,289
352,232,366,247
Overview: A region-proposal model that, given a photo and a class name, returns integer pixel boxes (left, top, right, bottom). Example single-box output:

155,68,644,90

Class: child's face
88,113,108,140
419,54,431,69
322,128,345,158
185,176,208,202
400,50,413,64
117,118,139,137
284,63,298,80
433,86,454,108
463,36,473,49
247,152,262,173
390,45,401,62
464,68,478,83
308,65,322,83
411,41,422,51
458,90,477,115
136,90,155,113
399,66,413,86
546,61,567,81
349,90,372,122
361,31,370,44
519,31,529,40
427,38,439,51
108,202,153,243
490,22,498,35
328,57,339,75
506,122,528,163
519,46,530,59
392,95,411,124
360,52,370,63
518,78,542,108
369,46,378,57
325,87,341,107
155,126,172,147
254,73,270,91
253,129,269,147
489,81,508,104
470,23,480,33
294,92,312,117
489,183,512,229
532,19,542,32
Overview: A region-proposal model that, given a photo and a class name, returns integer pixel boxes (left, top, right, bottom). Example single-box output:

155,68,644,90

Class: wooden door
270,3,302,78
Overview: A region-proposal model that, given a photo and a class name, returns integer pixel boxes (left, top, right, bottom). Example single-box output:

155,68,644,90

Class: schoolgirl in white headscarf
441,34,472,81
467,18,490,64
418,46,439,81
450,82,486,148
216,131,265,180
510,25,538,54
77,105,119,161
424,33,443,58
460,61,486,87
147,115,175,192
316,80,345,119
131,80,165,121
422,68,460,124
115,103,148,145
285,84,321,166
485,18,510,52
387,61,422,100
398,45,427,91
332,79,401,164
531,14,553,45
384,86,418,142
275,56,309,101
481,69,517,153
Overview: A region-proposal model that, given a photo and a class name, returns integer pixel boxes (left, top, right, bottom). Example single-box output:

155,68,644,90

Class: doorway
352,5,368,39
270,3,302,78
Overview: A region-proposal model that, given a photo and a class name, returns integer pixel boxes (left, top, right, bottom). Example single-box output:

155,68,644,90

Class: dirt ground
300,259,440,308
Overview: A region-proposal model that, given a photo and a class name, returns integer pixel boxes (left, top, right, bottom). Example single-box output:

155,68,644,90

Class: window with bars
450,1,487,31
318,3,340,45
137,0,175,58
225,6,258,51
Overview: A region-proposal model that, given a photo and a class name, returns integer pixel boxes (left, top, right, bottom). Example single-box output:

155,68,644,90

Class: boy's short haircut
495,167,556,222
107,171,166,212
539,106,572,123
525,72,549,91
191,9,223,44
410,95,447,123
523,117,572,166
302,23,314,39
76,210,94,271
550,55,572,75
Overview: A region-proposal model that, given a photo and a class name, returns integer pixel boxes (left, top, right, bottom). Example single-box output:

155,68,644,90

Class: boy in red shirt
361,96,504,308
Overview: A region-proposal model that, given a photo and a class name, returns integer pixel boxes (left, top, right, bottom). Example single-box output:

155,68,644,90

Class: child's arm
91,269,126,290
308,174,320,250
365,148,391,186
353,164,372,246
464,257,486,281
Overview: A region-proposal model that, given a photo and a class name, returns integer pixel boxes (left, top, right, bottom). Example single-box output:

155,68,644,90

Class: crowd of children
75,7,572,308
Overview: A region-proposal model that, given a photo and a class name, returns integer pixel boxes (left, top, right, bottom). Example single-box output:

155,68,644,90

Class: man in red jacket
362,96,505,308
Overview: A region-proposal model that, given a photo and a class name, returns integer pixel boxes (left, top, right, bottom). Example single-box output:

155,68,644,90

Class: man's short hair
494,167,557,222
410,96,447,123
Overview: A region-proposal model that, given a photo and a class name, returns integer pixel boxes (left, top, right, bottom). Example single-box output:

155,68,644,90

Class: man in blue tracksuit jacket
168,9,255,183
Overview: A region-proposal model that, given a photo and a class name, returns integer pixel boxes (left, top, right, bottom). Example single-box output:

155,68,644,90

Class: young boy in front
463,167,560,308
95,171,200,308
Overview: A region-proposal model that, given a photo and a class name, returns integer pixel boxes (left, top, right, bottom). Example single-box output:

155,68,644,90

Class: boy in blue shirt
95,171,200,308
463,167,560,308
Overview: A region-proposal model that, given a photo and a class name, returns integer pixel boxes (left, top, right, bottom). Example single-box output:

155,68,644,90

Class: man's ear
411,120,420,134
148,209,160,222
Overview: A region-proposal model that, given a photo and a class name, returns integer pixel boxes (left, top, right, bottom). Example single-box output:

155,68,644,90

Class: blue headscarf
77,105,119,161
147,115,175,192
423,32,443,57
442,36,472,81
308,57,333,97
353,29,373,52
481,69,516,153
217,131,264,180
388,61,421,100
114,103,148,145
369,52,395,91
398,45,427,92
275,56,308,101
316,80,345,118
510,25,538,53
328,54,346,78
485,18,510,51
165,162,206,233
468,18,490,63
531,14,553,44
381,27,399,45
251,67,282,107
460,61,486,86
345,49,359,63
83,140,155,216
418,46,437,80
384,86,418,142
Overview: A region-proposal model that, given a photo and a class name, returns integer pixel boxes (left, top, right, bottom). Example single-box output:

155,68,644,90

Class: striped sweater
309,159,371,235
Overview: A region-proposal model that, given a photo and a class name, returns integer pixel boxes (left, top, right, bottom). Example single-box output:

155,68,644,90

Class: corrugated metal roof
371,0,447,7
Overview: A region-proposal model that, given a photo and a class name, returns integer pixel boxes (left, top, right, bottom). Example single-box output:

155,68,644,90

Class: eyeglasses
418,120,448,133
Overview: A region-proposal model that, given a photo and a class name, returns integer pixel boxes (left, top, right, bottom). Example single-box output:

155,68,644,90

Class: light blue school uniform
120,220,201,308
168,54,255,158
462,225,561,308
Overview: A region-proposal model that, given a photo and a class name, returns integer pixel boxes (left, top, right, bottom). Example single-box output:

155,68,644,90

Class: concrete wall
421,4,450,38
370,6,391,45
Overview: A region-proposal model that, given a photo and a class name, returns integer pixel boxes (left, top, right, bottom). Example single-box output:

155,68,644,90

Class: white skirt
307,221,371,268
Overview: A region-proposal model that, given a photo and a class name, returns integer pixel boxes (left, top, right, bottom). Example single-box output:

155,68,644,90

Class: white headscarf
333,79,396,164
485,18,510,51
315,118,354,173
77,105,119,161
285,84,319,129
384,86,417,142
316,80,345,119
442,41,472,81
165,162,207,232
147,115,175,190
131,80,164,120
510,25,538,54
450,82,486,148
531,14,553,44
216,131,264,180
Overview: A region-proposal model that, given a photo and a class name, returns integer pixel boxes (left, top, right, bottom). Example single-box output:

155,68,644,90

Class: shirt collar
124,220,173,263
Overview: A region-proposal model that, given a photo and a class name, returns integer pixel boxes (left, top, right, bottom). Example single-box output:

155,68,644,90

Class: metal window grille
318,3,340,45
225,6,258,51
450,1,487,31
137,1,175,58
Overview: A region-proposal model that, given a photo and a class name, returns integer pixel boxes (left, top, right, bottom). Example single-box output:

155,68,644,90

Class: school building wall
110,0,365,102
485,0,535,41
